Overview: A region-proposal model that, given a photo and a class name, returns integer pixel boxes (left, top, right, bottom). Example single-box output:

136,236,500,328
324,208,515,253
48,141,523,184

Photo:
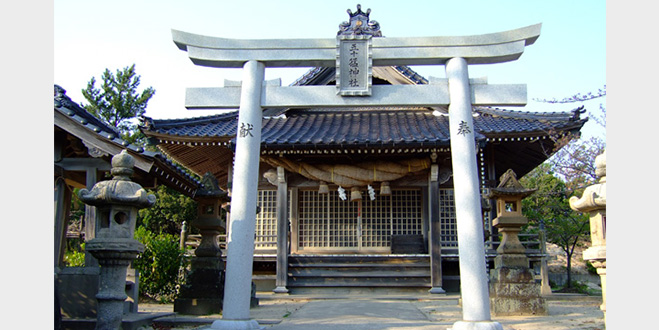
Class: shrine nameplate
336,35,372,96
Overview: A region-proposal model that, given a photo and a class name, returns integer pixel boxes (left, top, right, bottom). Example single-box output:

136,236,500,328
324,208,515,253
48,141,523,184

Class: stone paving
140,293,605,330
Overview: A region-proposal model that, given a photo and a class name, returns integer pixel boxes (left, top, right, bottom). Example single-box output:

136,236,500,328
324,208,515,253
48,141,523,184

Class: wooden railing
488,233,543,252
183,234,276,252
182,234,227,250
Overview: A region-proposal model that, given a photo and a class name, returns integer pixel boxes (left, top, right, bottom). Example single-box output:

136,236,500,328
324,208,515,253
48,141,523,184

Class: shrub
63,242,86,267
134,226,185,302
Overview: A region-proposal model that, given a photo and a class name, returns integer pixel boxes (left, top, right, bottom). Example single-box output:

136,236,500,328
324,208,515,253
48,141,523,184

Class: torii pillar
446,57,502,330
211,60,264,330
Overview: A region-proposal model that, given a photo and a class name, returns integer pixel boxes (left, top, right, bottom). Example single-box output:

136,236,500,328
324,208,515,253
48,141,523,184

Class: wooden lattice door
297,189,423,253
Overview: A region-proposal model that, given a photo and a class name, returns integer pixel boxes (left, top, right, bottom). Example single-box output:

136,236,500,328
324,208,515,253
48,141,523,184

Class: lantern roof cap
78,150,156,208
195,172,229,200
487,169,536,198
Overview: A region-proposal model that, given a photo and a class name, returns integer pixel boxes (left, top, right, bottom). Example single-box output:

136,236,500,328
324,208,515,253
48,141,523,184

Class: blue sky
54,0,606,138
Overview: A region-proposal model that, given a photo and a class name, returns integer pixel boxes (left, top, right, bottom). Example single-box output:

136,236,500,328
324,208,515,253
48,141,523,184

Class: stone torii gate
172,7,540,330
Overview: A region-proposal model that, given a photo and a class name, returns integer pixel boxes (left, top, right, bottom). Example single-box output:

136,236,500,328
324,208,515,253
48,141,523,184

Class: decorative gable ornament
336,4,376,96
337,4,382,37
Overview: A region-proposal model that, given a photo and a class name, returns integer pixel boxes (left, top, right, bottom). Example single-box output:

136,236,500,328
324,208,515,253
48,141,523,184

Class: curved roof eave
54,85,201,196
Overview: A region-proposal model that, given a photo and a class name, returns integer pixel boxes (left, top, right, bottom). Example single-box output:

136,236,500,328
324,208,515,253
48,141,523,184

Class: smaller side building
54,84,202,318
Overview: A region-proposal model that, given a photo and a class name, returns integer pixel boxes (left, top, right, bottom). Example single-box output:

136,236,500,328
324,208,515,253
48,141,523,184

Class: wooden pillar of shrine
428,162,446,294
274,167,289,294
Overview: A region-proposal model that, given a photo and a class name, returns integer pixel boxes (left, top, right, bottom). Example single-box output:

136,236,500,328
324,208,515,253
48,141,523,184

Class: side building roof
54,85,201,197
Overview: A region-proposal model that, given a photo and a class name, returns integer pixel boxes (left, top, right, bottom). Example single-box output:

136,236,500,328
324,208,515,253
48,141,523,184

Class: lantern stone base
175,297,223,315
174,257,225,315
489,267,547,316
494,254,529,269
583,246,606,317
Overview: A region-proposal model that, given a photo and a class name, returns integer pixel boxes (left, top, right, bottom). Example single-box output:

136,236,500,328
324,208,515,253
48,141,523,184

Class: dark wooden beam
429,164,446,294
274,167,289,294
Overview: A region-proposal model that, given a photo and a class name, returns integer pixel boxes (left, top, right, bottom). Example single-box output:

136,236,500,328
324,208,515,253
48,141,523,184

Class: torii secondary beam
185,82,528,109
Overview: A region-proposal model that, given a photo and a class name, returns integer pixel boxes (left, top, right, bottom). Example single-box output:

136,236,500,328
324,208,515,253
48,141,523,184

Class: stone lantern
570,150,606,322
487,169,547,316
78,150,156,329
175,173,229,315
192,173,228,258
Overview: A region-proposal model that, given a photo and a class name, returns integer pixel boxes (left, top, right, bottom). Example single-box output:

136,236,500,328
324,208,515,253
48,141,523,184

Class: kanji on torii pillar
172,7,540,330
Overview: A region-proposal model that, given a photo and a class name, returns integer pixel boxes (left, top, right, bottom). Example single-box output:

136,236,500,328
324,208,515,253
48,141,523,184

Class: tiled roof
142,62,585,148
262,111,456,148
54,86,129,145
474,106,586,137
54,85,201,195
290,65,427,87
141,106,586,150
141,111,239,139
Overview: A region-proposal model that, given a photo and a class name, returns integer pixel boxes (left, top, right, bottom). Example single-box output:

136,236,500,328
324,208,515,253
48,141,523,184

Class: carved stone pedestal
175,257,225,315
175,173,229,315
487,169,547,316
490,264,547,316
87,245,143,329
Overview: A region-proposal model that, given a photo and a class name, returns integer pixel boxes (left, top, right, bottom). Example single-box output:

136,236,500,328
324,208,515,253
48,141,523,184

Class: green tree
81,64,155,145
138,185,198,236
536,85,606,189
78,65,197,300
521,164,590,289
523,86,606,289
548,136,606,193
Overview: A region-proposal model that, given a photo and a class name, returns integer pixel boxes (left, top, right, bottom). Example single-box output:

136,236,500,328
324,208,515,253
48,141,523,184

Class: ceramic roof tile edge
287,106,431,113
142,106,585,129
141,118,574,149
55,85,123,138
54,84,202,190
475,107,587,138
475,105,587,122
290,65,426,87
140,110,239,129
55,85,147,154
290,67,331,86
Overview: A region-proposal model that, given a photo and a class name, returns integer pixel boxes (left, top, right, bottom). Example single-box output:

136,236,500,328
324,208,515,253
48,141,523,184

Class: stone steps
287,255,431,294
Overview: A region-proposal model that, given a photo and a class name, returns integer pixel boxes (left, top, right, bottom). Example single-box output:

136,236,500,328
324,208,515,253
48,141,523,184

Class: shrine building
139,8,587,294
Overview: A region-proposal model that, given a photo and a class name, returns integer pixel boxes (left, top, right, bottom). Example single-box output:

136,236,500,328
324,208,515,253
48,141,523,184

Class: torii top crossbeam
172,24,541,110
172,23,541,68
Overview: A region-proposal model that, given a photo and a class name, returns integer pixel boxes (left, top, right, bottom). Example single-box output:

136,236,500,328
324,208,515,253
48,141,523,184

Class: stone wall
548,273,601,287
